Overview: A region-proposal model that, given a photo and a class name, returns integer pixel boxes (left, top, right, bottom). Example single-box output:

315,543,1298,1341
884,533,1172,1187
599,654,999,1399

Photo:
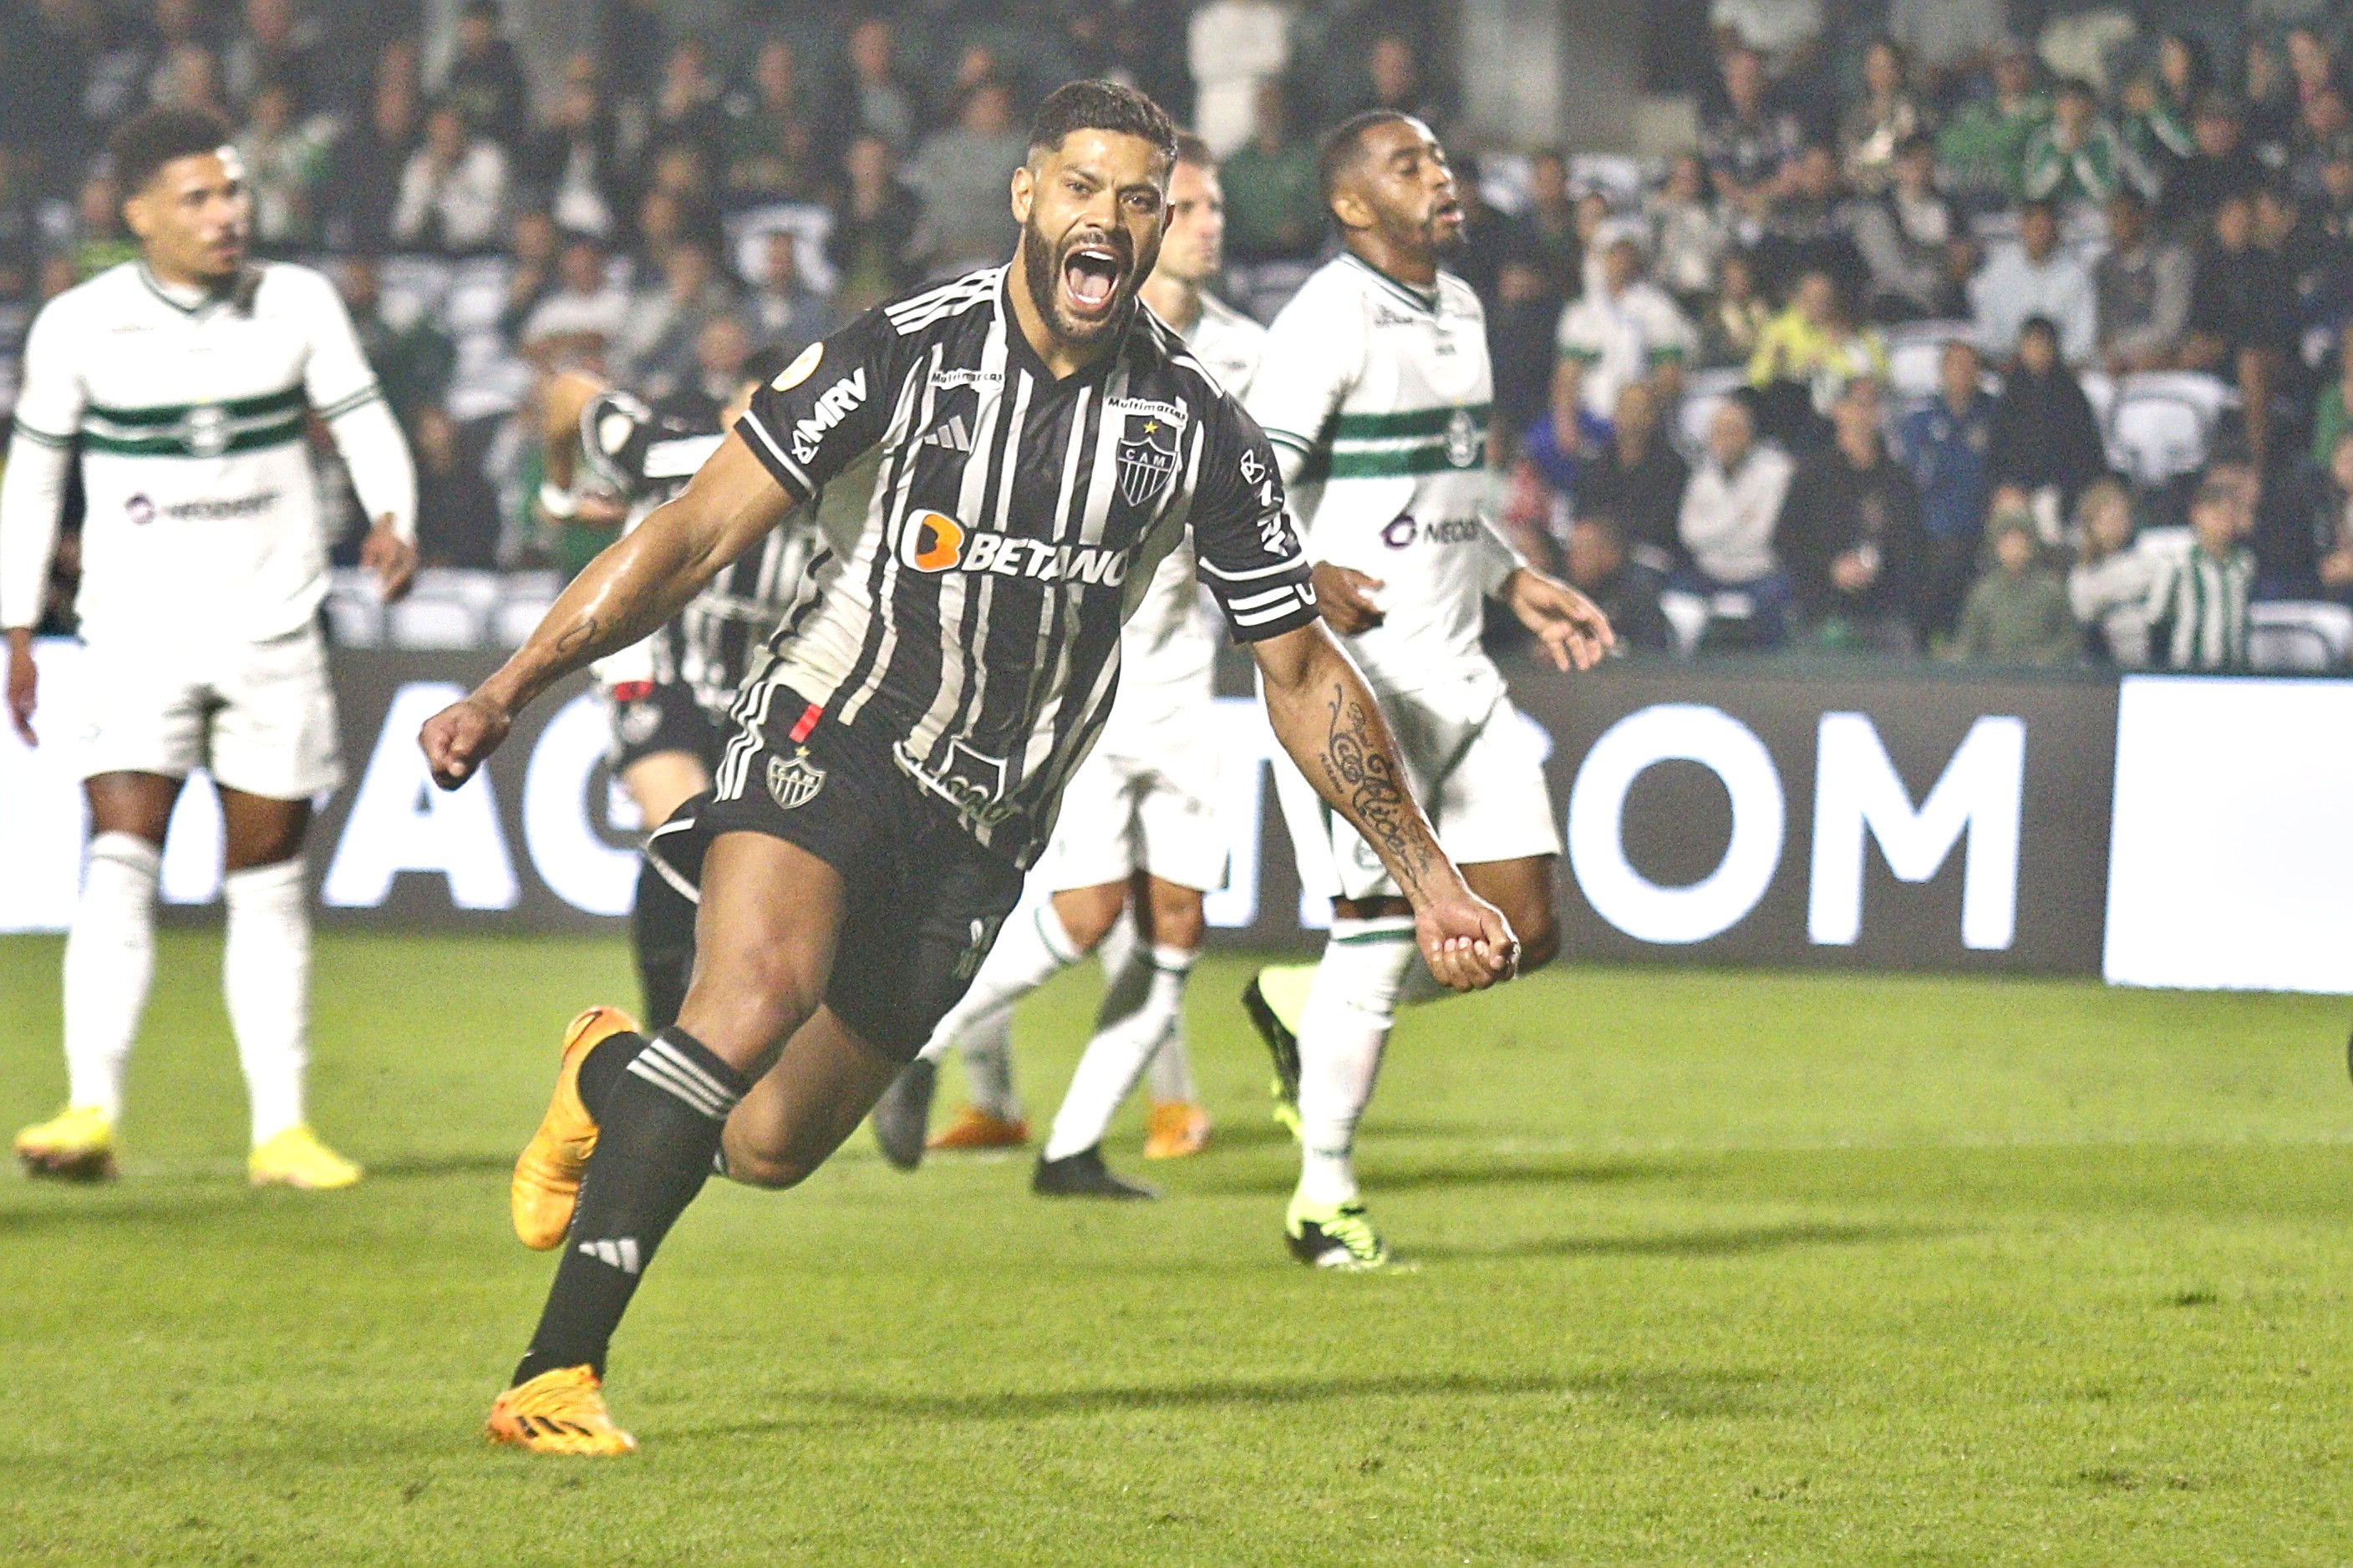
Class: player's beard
1020,218,1140,349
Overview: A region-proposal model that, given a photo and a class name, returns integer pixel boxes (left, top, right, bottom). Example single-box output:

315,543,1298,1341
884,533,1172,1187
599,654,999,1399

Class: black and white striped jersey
580,389,821,723
728,266,1319,867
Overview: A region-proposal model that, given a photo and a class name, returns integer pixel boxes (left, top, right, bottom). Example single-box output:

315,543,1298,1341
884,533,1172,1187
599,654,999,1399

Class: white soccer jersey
1104,292,1268,738
1244,253,1519,697
0,261,414,644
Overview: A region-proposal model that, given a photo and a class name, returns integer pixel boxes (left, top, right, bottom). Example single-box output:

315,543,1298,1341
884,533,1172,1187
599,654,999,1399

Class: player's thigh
620,750,711,834
1036,745,1143,899
823,819,1028,1065
1136,873,1207,951
1459,855,1560,970
676,830,846,1078
76,639,206,804
217,787,313,870
1132,770,1229,906
721,1005,906,1189
1431,700,1561,879
1049,880,1131,952
1269,690,1446,905
84,771,183,845
206,627,343,801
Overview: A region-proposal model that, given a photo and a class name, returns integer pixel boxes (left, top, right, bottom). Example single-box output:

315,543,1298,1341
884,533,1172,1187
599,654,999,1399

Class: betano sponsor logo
897,510,1130,586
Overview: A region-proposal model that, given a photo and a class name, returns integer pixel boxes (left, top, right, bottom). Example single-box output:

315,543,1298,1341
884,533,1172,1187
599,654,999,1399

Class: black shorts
602,682,719,775
607,683,725,774
653,688,1025,1059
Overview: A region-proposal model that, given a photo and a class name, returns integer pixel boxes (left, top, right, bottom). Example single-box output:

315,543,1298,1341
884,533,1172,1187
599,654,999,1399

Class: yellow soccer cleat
512,1006,638,1250
248,1124,363,1190
485,1366,638,1456
1143,1100,1212,1160
925,1104,1029,1152
14,1105,118,1182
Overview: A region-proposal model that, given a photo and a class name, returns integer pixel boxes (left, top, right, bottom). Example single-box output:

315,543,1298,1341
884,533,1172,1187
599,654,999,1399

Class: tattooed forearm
1314,683,1437,898
553,617,600,656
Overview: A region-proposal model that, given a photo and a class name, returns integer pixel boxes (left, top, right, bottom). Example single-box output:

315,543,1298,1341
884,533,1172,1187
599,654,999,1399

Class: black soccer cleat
1032,1144,1158,1200
871,1058,938,1172
1240,975,1303,1138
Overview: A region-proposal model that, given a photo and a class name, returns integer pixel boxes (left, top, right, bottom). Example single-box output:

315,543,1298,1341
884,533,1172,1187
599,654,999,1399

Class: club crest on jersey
1116,414,1180,507
184,404,231,459
764,748,826,811
1445,408,1481,469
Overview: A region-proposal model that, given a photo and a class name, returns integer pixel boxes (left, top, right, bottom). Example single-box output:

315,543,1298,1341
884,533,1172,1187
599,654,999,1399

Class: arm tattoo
1316,684,1435,896
553,617,600,656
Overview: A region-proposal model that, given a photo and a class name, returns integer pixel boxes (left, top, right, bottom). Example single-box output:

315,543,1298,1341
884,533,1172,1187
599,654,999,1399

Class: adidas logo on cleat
919,414,973,452
578,1236,642,1275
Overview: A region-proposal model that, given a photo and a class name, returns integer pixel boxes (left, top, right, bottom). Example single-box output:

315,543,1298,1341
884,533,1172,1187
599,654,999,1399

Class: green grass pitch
4,930,2353,1565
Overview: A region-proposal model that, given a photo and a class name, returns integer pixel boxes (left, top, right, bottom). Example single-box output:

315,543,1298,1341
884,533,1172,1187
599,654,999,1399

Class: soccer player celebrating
1241,112,1610,1269
879,131,1268,1193
3,109,417,1189
536,351,825,1028
419,83,1593,1455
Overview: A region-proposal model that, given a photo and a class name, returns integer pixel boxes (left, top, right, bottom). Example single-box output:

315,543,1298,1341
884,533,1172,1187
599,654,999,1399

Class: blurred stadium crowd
5,0,2353,669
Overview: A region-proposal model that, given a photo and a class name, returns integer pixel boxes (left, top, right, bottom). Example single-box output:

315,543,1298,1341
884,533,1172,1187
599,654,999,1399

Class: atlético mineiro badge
1116,414,1180,506
765,748,826,811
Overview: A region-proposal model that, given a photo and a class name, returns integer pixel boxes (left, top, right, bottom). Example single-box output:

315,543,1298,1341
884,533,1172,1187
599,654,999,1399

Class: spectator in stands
1702,44,1802,221
1989,316,2108,527
1220,81,1320,263
657,313,754,427
1885,0,2006,105
338,256,455,422
650,38,725,165
1562,510,1672,653
441,0,528,150
1187,0,1293,157
903,77,1027,279
1776,377,1924,652
393,100,510,256
2022,77,2129,211
154,39,229,122
1840,37,1924,195
1898,337,1999,638
2316,430,2353,606
1696,248,1771,369
1555,233,1695,424
520,230,628,368
326,38,421,254
1677,393,1796,647
1758,144,1865,301
2157,96,2264,240
411,404,501,569
1748,267,1887,444
2183,191,2296,465
521,53,622,241
1969,199,2096,367
1646,150,1730,308
2066,478,2157,664
1490,261,1562,444
0,150,41,301
2288,79,2353,206
1948,510,2079,664
1503,355,1608,556
826,133,924,315
67,169,135,282
1936,40,2049,206
722,38,822,210
1576,381,1690,587
639,140,724,258
236,73,328,254
1358,33,1449,127
2094,187,2193,376
1852,133,1966,321
2310,321,2353,470
224,0,317,116
617,238,734,403
836,15,918,155
497,207,561,336
2118,33,2206,196
2147,477,2254,668
1709,0,1822,83
747,230,833,354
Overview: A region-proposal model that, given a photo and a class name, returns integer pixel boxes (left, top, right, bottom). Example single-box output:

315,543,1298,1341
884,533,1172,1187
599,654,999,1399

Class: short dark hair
109,106,234,197
1026,79,1178,169
2019,313,2059,344
1319,109,1416,204
1173,130,1215,170
2055,75,2097,103
2019,195,2058,223
2191,477,2239,514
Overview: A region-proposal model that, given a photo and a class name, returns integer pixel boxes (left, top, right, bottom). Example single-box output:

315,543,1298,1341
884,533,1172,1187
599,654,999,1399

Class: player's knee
1506,899,1560,973
684,946,826,1059
1151,897,1206,951
724,1147,816,1190
1051,885,1126,952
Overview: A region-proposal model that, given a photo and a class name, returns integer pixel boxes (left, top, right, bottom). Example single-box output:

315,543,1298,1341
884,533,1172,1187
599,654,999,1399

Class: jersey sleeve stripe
1231,591,1315,627
11,421,72,449
1225,582,1307,611
732,410,817,498
316,383,385,421
1260,427,1317,454
1197,552,1309,582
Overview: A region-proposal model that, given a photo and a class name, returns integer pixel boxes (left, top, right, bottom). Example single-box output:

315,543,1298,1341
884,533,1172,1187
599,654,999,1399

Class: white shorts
1273,685,1560,903
75,625,343,799
1037,699,1226,894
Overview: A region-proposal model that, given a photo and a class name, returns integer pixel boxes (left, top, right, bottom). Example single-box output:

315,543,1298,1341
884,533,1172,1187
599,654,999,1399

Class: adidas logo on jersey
919,414,973,452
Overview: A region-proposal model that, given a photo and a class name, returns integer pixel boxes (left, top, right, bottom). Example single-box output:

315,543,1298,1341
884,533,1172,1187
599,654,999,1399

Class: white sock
917,901,1084,1116
958,1012,1020,1122
1146,1022,1199,1104
223,858,310,1144
61,832,162,1122
1043,945,1196,1160
1294,916,1417,1207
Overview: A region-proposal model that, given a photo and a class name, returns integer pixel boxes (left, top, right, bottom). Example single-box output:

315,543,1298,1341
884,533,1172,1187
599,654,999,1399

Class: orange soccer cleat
925,1104,1030,1152
1142,1100,1212,1160
511,1006,638,1250
485,1366,637,1456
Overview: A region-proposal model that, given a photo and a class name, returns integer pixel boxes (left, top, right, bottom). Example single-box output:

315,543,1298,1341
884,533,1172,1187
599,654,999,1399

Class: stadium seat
2107,396,2208,487
2114,370,2235,424
1675,367,1748,459
1657,590,1709,656
1569,153,1646,208
323,573,384,647
1887,337,1947,403
2078,370,2116,431
385,596,484,649
2248,601,2353,671
492,596,556,647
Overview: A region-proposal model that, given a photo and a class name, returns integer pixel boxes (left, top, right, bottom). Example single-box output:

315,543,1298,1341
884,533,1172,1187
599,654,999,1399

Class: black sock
576,1030,649,1122
513,1027,749,1384
631,855,699,1033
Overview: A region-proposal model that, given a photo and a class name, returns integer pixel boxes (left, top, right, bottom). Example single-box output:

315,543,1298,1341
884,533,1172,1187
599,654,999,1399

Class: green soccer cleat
1285,1195,1393,1270
1241,970,1309,1139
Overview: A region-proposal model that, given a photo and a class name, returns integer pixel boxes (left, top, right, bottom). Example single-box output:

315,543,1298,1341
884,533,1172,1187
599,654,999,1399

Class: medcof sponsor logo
1380,513,1484,549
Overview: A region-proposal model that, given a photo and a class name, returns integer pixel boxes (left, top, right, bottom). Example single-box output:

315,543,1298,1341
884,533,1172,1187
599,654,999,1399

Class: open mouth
1060,243,1125,317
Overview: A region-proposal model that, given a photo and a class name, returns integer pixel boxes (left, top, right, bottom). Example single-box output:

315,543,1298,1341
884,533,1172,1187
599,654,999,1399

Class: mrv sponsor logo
787,368,866,463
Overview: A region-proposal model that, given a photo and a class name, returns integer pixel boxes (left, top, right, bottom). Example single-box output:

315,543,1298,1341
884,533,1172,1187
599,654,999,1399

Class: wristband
608,680,654,702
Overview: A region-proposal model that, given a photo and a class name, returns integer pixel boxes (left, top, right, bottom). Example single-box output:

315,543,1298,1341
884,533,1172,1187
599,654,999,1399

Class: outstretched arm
1251,620,1517,992
419,434,792,788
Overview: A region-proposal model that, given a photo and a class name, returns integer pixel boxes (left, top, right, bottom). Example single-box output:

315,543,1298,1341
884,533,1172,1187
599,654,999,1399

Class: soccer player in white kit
2,109,419,1187
875,134,1265,1195
1243,112,1613,1266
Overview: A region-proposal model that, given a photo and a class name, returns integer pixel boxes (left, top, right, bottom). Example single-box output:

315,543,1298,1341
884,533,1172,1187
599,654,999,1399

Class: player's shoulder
1273,254,1370,318
1197,290,1266,343
877,265,1004,337
248,260,344,313
1433,268,1485,322
28,261,140,330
